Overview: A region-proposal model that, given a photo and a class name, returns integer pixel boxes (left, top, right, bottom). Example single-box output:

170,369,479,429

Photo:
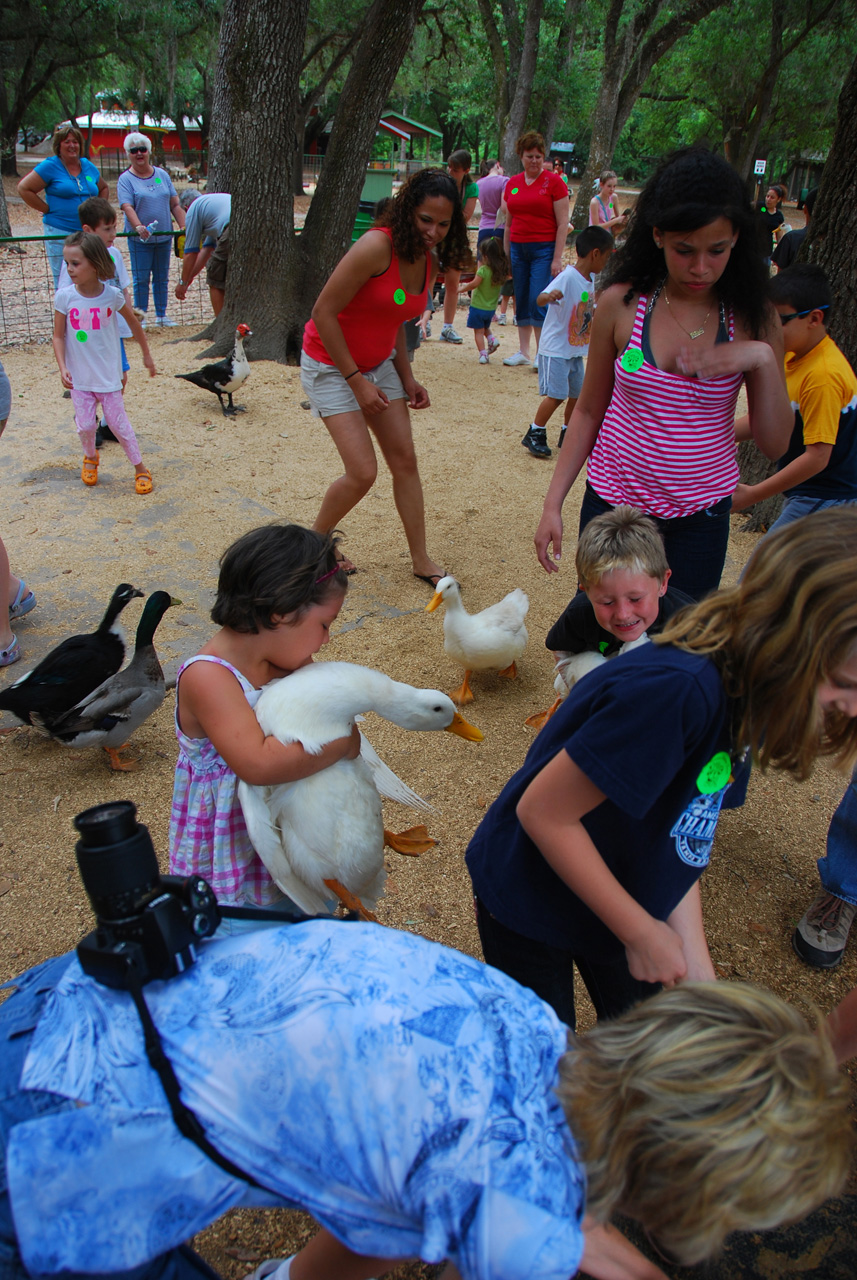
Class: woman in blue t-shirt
467,508,857,1030
17,124,107,284
116,132,186,328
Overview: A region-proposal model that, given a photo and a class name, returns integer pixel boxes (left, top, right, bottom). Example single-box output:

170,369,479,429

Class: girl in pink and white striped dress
536,147,793,600
168,523,357,924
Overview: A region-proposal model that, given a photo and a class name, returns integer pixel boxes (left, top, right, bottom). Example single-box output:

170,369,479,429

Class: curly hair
559,981,852,1265
211,523,347,633
375,168,472,272
602,146,770,337
516,130,546,157
656,507,857,777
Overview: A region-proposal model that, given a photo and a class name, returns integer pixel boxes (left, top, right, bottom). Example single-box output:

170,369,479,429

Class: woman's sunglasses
129,147,149,155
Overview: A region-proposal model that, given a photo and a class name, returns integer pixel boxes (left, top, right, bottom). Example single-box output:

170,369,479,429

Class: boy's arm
119,301,157,376
52,311,72,389
732,442,831,511
665,881,716,981
537,286,564,306
516,750,688,985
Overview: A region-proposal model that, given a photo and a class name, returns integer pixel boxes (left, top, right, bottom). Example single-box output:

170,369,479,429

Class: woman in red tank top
302,169,471,583
535,147,793,600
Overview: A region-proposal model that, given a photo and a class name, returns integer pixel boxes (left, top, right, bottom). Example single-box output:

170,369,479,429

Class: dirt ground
0,189,851,1278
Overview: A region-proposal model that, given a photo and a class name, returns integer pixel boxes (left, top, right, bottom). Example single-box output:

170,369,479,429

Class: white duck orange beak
425,592,443,613
444,711,483,741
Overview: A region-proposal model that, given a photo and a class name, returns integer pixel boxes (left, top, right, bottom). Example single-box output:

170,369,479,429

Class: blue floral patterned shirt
8,922,585,1279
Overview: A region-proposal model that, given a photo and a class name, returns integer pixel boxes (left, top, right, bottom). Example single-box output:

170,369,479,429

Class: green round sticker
620,349,644,373
511,186,519,194
696,751,731,795
581,291,589,302
760,205,767,213
155,177,162,184
76,331,87,343
393,288,406,305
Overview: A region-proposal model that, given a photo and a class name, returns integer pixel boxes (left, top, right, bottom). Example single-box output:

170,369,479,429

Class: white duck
237,661,482,919
425,576,529,705
525,633,650,729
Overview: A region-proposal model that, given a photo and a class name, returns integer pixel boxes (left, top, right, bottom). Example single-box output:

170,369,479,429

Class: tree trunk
206,0,235,195
570,63,624,229
804,50,857,370
736,441,783,532
0,182,11,238
500,0,545,172
535,0,584,149
205,0,310,358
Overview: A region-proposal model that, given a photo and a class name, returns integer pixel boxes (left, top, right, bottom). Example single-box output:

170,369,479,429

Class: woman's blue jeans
509,239,554,328
818,771,857,906
44,233,67,287
580,483,732,601
128,235,172,316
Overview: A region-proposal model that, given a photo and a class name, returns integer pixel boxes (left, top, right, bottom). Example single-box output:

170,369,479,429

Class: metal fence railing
0,231,214,348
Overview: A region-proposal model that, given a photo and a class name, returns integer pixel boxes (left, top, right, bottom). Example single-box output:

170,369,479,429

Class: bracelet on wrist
344,369,360,381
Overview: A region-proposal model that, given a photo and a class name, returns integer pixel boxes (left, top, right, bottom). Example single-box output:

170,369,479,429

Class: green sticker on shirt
696,751,731,795
393,288,406,305
581,291,589,302
760,205,767,213
76,331,87,343
155,178,162,184
620,348,644,373
511,187,519,194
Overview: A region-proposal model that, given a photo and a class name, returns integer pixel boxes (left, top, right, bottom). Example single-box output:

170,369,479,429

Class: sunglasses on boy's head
129,147,148,154
779,305,830,325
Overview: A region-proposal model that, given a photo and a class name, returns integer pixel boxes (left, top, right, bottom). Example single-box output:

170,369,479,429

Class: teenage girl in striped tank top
536,147,793,599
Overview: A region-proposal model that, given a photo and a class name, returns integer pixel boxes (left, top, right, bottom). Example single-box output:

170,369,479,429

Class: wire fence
0,231,214,348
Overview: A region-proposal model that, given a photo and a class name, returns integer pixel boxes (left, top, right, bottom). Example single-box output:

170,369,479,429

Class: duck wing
474,588,529,632
359,732,434,813
38,652,165,744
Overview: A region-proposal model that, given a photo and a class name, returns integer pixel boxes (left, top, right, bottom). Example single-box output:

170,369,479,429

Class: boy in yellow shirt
733,263,857,530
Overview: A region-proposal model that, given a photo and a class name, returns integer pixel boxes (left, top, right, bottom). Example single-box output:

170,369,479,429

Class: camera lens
74,801,138,847
75,801,160,922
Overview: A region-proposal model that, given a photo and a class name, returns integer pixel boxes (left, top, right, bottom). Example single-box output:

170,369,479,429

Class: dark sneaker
792,889,857,968
522,426,551,458
95,418,118,448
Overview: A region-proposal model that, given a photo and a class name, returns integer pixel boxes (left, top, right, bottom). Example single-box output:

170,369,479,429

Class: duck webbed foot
323,878,379,923
383,825,436,856
498,661,518,679
525,696,562,730
104,745,140,771
450,671,474,706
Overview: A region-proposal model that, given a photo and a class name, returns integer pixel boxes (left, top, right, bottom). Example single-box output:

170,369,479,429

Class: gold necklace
663,289,711,340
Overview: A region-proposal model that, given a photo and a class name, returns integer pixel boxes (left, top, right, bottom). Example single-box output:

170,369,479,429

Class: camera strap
127,975,270,1192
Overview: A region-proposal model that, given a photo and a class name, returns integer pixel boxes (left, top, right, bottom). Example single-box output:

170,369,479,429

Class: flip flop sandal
81,453,99,486
9,581,36,621
135,468,153,495
0,634,20,668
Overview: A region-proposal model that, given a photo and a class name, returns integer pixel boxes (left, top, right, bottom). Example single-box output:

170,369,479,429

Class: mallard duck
31,592,180,770
237,661,483,919
0,583,143,726
425,576,529,705
525,633,650,730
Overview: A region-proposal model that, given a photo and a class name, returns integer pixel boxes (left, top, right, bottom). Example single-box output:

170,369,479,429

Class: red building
65,111,203,156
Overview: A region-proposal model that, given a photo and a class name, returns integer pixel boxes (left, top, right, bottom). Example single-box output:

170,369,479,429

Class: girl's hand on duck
354,377,390,415
676,339,772,380
625,919,687,986
407,381,430,410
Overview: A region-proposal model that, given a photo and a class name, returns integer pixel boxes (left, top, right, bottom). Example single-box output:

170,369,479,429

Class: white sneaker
156,315,178,327
138,314,149,330
486,336,500,354
503,351,530,366
439,324,463,344
479,350,490,364
497,314,507,325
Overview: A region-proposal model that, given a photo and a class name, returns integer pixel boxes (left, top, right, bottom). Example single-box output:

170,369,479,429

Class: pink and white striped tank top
587,288,743,518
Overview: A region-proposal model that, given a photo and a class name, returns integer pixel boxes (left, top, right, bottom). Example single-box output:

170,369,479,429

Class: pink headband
315,566,341,584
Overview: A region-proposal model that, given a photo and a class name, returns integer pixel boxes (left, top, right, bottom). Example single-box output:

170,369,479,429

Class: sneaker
557,426,566,449
479,350,490,364
503,352,530,367
497,314,507,326
439,324,463,344
522,426,551,458
95,418,118,448
156,315,178,327
792,889,857,968
486,335,500,354
138,313,149,330
512,315,518,326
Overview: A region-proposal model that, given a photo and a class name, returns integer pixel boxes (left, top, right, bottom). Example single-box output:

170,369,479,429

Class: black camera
75,801,220,990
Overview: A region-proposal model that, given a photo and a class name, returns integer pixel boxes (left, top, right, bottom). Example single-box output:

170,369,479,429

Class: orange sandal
81,453,99,486
135,468,153,495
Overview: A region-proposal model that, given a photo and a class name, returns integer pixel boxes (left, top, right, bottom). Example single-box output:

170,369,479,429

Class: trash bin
352,199,377,242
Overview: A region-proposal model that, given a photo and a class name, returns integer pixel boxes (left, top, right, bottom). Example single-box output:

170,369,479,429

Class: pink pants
70,389,142,466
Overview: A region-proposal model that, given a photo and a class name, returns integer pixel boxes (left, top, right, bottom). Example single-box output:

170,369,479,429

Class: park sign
754,159,767,175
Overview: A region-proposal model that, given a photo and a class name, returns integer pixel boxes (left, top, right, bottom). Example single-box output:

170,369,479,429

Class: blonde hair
656,508,857,777
599,169,617,186
63,230,114,281
576,505,669,586
558,982,852,1265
